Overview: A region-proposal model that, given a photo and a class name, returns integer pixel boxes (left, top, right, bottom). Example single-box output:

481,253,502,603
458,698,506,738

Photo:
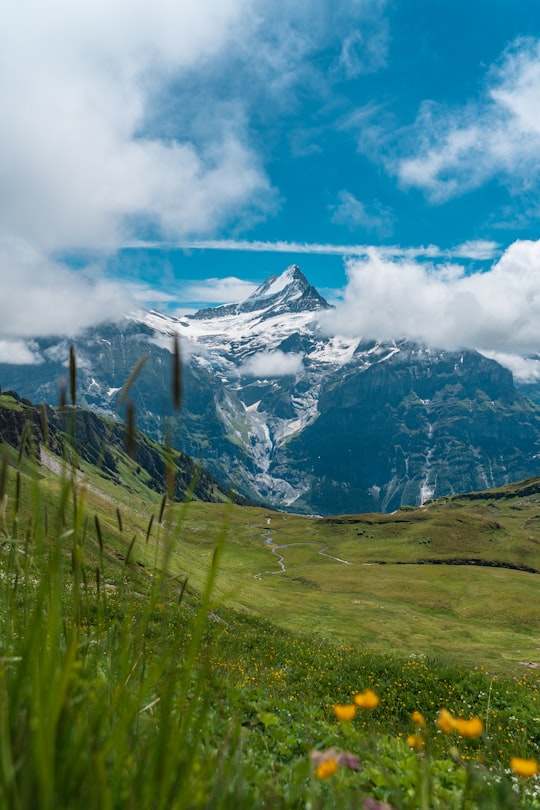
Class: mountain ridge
2,265,540,514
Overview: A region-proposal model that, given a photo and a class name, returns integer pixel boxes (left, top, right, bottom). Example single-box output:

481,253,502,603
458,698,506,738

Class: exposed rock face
2,265,540,514
0,391,50,460
280,346,540,513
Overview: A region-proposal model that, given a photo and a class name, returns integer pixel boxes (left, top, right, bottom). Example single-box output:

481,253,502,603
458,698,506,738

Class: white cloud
233,0,390,100
145,237,496,261
397,38,540,201
321,239,540,357
0,0,390,256
0,0,280,339
181,277,258,304
0,0,274,253
0,340,43,365
126,284,179,307
450,240,500,261
337,13,388,78
481,352,540,383
240,350,304,377
0,238,132,338
0,0,392,338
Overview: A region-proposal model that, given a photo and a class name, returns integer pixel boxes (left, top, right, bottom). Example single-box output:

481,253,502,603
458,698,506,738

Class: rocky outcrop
0,391,50,460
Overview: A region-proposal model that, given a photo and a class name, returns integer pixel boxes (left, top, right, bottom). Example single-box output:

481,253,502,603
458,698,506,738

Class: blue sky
3,0,540,369
108,0,540,305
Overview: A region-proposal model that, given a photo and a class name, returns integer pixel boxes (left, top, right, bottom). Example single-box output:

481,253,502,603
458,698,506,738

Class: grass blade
117,355,148,409
69,345,77,407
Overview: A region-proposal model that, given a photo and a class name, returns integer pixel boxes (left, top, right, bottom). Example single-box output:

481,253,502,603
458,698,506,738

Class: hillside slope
0,389,241,505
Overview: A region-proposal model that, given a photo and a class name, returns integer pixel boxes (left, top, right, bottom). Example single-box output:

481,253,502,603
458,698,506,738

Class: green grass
152,496,540,675
1,431,540,807
0,395,24,411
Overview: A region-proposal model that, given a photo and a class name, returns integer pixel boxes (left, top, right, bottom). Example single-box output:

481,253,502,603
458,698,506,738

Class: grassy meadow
162,496,540,674
1,385,540,807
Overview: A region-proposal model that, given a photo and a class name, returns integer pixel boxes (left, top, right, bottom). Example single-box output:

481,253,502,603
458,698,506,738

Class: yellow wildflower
453,717,483,738
510,757,539,777
354,689,380,709
406,733,424,750
411,711,426,727
316,758,339,779
333,704,357,721
436,709,456,734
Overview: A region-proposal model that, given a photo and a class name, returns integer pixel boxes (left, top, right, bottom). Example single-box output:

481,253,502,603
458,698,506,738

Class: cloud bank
0,239,132,342
0,0,275,253
0,0,393,246
0,0,274,340
322,239,540,359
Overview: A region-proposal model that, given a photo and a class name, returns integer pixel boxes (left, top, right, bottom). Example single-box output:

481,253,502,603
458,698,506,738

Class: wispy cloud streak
125,238,500,261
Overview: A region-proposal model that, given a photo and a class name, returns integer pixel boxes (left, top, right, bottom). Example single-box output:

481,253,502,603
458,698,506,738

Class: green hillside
0,388,240,505
150,482,540,674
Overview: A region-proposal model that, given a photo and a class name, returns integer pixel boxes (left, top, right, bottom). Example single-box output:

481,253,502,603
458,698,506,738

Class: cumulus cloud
0,0,275,253
240,350,304,377
321,239,540,357
397,38,540,201
0,0,390,256
0,238,132,338
0,0,392,338
0,340,42,366
0,0,280,339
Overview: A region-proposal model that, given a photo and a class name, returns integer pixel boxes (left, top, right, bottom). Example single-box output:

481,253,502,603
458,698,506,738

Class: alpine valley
4,265,540,516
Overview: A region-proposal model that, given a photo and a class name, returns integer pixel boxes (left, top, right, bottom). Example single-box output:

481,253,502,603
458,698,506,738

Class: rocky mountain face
3,264,540,514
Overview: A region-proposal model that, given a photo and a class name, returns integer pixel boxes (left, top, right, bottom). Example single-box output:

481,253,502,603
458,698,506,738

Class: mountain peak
189,265,331,320
247,265,308,301
243,265,329,312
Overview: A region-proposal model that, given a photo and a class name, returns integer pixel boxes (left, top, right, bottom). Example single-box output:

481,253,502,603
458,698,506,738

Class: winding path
253,533,353,579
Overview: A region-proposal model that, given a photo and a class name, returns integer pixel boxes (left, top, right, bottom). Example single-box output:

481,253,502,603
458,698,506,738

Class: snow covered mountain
3,264,540,514
189,264,331,321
